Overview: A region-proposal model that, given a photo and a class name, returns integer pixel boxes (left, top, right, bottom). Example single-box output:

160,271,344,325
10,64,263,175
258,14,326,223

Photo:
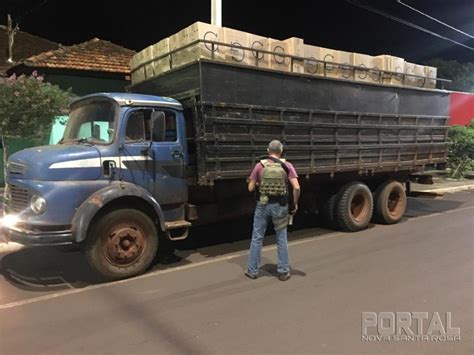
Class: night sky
1,0,473,63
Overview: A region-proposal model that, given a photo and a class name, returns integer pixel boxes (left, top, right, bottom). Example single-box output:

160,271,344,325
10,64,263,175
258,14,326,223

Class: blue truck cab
3,93,191,279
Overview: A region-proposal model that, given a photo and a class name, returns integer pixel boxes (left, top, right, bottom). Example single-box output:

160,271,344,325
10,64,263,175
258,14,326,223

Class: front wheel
84,209,159,280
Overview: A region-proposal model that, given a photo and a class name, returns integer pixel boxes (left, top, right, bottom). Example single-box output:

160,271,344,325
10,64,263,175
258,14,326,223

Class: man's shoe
278,272,291,281
245,271,258,280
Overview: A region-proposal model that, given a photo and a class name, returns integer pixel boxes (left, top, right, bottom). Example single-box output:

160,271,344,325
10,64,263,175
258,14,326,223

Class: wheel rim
387,188,405,217
103,222,147,266
350,193,370,223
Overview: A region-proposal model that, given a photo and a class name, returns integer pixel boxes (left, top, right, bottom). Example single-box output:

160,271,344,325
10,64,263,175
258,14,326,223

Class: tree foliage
0,72,73,138
447,121,474,178
425,59,474,93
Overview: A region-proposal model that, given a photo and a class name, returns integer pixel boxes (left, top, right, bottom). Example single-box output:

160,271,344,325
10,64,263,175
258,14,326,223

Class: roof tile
22,38,135,74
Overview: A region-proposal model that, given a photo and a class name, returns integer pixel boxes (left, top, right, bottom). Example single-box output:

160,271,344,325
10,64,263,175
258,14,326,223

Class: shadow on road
0,212,320,292
260,263,307,279
0,194,467,293
404,196,464,218
0,245,102,291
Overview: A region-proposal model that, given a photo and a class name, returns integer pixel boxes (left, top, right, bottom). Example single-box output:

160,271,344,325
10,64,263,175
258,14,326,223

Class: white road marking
1,204,473,311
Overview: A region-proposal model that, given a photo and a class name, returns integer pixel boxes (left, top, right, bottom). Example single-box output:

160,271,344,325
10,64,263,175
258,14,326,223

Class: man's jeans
247,202,290,275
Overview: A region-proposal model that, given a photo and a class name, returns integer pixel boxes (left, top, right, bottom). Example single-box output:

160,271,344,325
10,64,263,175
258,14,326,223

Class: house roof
0,25,60,75
19,38,135,74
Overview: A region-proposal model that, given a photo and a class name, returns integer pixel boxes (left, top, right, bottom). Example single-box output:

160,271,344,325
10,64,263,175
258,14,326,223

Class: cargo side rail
193,101,449,185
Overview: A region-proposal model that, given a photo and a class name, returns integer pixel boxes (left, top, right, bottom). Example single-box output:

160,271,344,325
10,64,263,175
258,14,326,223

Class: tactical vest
258,159,288,200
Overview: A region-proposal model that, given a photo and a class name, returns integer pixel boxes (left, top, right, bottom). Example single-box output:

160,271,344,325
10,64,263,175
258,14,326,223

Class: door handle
172,151,184,159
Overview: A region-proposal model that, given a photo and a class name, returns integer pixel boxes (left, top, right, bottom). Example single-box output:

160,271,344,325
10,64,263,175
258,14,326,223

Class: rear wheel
84,209,159,280
321,193,339,229
335,182,373,232
373,180,407,224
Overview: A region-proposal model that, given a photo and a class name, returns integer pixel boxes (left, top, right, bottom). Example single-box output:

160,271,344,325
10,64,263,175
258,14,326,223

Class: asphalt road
0,191,473,354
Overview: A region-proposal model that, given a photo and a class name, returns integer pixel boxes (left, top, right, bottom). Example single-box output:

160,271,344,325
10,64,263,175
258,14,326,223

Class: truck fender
72,182,165,243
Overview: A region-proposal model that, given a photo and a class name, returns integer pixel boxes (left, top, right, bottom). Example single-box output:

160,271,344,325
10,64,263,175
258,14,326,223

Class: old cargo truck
2,58,449,280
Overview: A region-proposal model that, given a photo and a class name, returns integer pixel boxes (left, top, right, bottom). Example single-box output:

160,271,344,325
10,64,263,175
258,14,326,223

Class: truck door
121,109,156,192
149,109,187,217
122,108,187,215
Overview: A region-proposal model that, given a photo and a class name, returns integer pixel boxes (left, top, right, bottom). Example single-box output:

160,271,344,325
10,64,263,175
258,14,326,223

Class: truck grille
8,162,25,175
8,185,29,213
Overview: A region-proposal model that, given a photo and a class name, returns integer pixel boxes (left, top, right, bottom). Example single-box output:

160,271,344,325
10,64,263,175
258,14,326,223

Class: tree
0,72,73,138
424,59,474,93
447,121,474,179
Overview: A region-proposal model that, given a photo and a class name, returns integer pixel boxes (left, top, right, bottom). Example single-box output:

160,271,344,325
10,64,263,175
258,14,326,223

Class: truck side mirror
150,111,165,142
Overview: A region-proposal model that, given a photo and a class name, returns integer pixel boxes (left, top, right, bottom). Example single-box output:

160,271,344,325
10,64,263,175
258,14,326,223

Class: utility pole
7,14,20,63
211,0,222,27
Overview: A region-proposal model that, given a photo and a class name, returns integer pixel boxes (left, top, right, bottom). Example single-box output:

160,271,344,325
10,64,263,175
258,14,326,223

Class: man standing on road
246,140,301,281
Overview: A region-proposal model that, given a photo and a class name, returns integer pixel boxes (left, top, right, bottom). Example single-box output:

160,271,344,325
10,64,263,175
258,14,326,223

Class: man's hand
248,179,257,192
290,204,298,215
289,178,300,215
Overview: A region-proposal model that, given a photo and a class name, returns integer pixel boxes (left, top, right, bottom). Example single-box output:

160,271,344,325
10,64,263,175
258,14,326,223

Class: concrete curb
419,184,474,194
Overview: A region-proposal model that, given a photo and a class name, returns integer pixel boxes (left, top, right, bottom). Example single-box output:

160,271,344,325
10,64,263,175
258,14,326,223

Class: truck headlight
30,195,47,214
2,214,19,228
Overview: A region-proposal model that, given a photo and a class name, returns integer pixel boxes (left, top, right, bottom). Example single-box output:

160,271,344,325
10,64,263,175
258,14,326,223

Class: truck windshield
62,99,117,144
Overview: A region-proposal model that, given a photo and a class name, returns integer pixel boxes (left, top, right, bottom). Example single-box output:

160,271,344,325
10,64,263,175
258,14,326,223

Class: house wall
45,73,130,96
449,92,474,126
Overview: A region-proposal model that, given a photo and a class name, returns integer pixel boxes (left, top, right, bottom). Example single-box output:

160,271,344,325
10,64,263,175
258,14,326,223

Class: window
125,111,146,142
63,100,117,144
124,109,178,143
163,112,177,142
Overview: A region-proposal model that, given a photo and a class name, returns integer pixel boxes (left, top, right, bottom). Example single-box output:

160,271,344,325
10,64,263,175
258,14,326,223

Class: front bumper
3,225,74,246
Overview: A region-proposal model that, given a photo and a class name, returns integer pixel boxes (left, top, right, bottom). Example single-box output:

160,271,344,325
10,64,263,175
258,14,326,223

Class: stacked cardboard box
413,63,427,88
285,37,304,73
248,34,269,68
131,39,169,83
302,45,338,78
424,65,437,89
353,53,385,84
337,51,354,80
404,62,426,87
267,38,291,71
130,52,146,84
223,28,251,66
151,38,171,75
301,45,355,80
170,22,225,68
319,47,339,79
130,21,438,89
303,45,324,75
376,55,405,86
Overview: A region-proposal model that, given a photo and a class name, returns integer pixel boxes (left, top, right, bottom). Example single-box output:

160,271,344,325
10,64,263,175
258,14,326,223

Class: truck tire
84,209,159,280
373,180,406,224
321,193,339,229
335,182,373,232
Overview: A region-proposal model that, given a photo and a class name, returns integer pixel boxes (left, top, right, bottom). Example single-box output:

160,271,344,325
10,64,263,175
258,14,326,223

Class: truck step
164,220,191,241
165,220,192,230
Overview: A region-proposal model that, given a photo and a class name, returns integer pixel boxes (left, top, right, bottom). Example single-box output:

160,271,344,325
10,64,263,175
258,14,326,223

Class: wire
346,0,473,51
397,0,473,39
